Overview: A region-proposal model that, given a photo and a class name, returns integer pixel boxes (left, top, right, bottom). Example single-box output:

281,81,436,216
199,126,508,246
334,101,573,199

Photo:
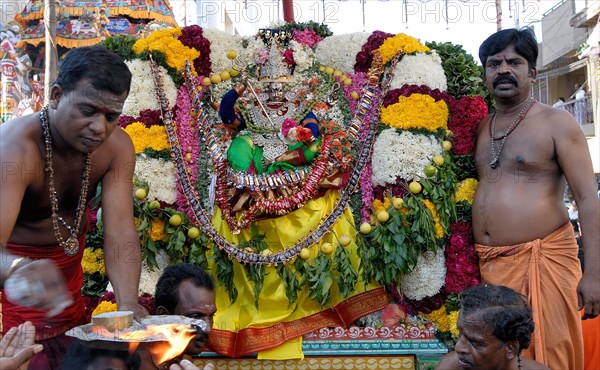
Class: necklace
489,99,535,169
518,354,523,370
40,106,92,256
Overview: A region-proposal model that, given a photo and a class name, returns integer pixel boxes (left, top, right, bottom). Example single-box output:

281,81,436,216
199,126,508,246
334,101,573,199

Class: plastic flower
380,93,449,131
91,301,118,316
455,178,478,204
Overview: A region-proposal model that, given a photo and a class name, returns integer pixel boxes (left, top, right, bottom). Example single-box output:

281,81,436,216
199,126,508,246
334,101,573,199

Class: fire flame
91,324,196,365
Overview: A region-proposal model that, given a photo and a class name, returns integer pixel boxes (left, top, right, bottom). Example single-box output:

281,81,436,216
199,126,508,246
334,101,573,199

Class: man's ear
529,66,537,82
504,341,519,360
48,85,63,109
155,306,170,315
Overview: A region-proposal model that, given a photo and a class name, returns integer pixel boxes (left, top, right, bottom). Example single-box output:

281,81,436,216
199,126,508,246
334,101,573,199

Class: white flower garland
315,33,370,74
372,129,443,186
389,51,447,91
400,249,446,301
123,59,177,117
138,250,169,295
135,155,178,205
202,28,242,74
289,40,315,73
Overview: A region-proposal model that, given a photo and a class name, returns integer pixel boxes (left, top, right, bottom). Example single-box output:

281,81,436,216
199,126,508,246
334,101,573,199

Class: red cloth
1,233,87,341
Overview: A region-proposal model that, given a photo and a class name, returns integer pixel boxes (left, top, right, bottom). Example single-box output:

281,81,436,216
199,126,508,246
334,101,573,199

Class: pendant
490,159,499,169
63,236,80,256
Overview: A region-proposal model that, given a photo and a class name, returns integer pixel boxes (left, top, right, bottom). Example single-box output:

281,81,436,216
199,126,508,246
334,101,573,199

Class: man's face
50,78,127,153
454,312,511,370
484,44,535,101
173,280,216,355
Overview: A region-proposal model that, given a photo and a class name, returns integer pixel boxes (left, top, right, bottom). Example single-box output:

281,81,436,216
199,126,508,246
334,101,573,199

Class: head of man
63,340,141,370
454,284,534,370
154,263,216,355
479,28,538,101
48,45,132,153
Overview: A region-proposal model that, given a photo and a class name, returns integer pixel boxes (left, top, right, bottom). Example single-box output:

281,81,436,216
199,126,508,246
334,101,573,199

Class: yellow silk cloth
206,190,388,358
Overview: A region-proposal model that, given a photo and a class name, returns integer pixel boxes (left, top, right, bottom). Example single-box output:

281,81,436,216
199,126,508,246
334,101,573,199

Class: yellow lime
202,77,212,86
343,78,353,86
187,227,200,239
433,154,445,166
135,188,147,200
409,181,422,194
324,66,334,75
321,243,334,255
392,197,404,209
443,140,452,152
219,70,231,81
360,222,372,234
339,234,352,247
351,91,360,100
169,214,182,227
229,68,240,77
377,210,390,223
227,49,237,59
148,200,161,210
300,247,311,260
333,70,343,77
210,74,222,84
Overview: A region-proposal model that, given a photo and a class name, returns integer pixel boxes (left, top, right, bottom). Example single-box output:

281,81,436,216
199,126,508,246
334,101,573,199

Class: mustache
493,75,518,88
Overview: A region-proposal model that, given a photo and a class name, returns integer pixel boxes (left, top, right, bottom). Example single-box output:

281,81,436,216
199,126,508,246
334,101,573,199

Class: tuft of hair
55,45,132,95
460,284,535,352
154,263,214,314
479,28,538,70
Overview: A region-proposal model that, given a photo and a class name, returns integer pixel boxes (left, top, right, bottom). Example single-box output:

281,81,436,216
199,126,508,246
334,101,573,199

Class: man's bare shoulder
434,351,458,369
537,103,580,132
522,358,551,370
0,113,41,162
97,127,136,162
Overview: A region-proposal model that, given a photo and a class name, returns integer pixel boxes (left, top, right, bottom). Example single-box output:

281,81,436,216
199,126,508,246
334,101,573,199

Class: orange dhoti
475,223,584,369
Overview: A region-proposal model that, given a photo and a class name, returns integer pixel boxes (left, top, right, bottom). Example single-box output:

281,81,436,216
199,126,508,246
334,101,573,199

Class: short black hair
460,284,534,353
154,263,214,314
55,45,132,95
479,28,538,70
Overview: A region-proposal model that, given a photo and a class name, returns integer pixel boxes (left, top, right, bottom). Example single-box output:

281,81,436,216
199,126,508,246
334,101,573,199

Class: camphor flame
91,323,196,365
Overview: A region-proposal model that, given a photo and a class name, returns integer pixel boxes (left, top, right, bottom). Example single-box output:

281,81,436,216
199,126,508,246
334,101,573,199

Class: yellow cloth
476,223,584,370
207,190,387,358
257,337,304,360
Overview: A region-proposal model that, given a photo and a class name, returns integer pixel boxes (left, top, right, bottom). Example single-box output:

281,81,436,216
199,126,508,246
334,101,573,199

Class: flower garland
423,305,459,338
455,178,478,204
315,33,370,74
389,52,447,91
82,248,105,275
380,93,449,131
177,25,212,77
123,60,177,117
447,95,488,156
123,122,170,153
150,219,168,242
444,221,480,294
202,28,241,74
135,155,178,205
118,109,164,128
423,200,444,239
292,28,323,48
355,31,393,73
288,40,314,73
133,27,200,72
383,84,451,108
91,300,117,316
378,33,430,65
399,249,446,301
372,129,443,186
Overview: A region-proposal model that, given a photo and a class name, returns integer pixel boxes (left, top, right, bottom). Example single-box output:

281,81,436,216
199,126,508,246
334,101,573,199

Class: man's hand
578,273,600,319
118,301,149,322
4,259,72,317
0,321,43,370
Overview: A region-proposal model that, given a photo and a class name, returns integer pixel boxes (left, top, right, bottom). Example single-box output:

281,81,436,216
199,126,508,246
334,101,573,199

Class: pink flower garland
444,221,480,294
447,96,488,156
173,83,203,221
292,29,323,48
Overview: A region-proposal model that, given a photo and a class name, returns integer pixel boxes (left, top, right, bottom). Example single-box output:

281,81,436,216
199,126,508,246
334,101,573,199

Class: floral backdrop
83,21,488,351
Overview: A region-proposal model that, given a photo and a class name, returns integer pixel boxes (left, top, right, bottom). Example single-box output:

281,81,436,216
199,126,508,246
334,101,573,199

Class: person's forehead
176,281,216,310
488,44,525,61
67,79,127,111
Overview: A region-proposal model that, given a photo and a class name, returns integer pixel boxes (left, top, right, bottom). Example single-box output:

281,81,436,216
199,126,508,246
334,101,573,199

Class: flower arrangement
134,156,178,205
292,28,322,48
380,93,449,131
123,60,177,116
133,27,200,71
91,300,117,316
82,248,106,275
447,95,488,155
455,178,478,204
399,249,446,301
315,33,370,74
378,33,430,64
389,52,447,91
123,122,170,154
355,31,393,73
177,25,212,77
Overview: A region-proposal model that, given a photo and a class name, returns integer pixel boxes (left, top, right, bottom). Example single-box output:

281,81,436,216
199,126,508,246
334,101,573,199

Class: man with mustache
472,28,599,369
435,284,550,370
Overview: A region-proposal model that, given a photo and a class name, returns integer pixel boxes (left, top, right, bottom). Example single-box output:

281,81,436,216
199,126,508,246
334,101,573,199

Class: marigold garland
380,93,448,131
423,305,450,332
455,178,478,204
378,33,430,64
373,198,391,214
123,122,170,153
133,27,200,71
150,219,168,242
423,200,444,239
81,248,106,275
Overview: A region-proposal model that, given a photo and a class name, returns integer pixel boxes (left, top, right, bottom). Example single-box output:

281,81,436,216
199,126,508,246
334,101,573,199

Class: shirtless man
435,284,550,370
0,45,148,368
472,28,599,369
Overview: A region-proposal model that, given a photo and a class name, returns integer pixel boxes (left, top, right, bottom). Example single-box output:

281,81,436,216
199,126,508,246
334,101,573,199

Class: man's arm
554,110,600,319
101,130,148,319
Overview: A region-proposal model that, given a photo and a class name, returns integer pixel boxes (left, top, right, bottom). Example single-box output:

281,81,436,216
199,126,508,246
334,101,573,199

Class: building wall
541,1,589,66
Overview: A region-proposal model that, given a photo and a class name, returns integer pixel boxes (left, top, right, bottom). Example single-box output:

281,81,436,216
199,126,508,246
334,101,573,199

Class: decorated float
81,21,488,369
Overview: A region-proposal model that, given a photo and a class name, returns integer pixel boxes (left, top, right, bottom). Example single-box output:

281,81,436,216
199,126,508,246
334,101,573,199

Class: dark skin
472,45,600,319
0,78,147,319
435,313,550,370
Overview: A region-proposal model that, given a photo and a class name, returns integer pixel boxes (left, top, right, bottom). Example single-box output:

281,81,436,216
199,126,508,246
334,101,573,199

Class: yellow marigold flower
448,310,460,337
379,33,430,64
372,198,392,214
91,301,117,317
150,219,168,242
380,94,448,131
81,248,106,275
423,305,450,332
123,122,170,153
423,199,444,239
133,27,200,71
455,178,478,204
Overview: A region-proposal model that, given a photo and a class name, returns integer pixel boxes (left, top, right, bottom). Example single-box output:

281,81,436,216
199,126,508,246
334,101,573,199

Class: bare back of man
473,103,583,246
436,351,551,370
